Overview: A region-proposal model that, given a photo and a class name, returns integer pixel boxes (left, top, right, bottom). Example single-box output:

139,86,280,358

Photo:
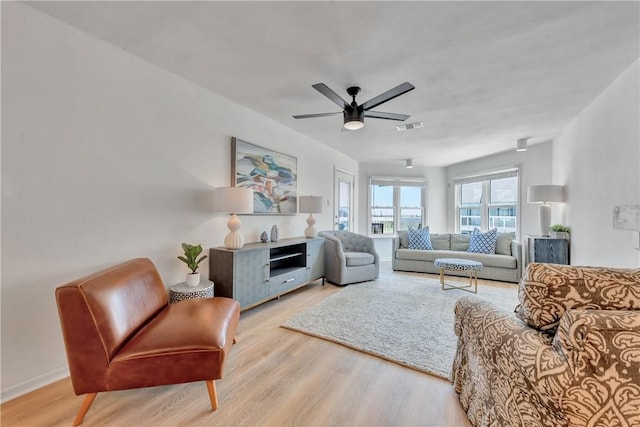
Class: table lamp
299,195,323,238
213,187,254,249
527,185,565,236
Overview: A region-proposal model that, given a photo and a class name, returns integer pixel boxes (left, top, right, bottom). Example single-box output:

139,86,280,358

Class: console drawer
269,268,307,295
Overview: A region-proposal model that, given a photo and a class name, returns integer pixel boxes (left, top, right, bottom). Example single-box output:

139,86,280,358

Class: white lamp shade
299,196,323,214
527,185,565,203
213,187,253,214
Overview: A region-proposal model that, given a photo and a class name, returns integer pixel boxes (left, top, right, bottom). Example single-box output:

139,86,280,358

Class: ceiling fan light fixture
343,106,365,130
344,119,364,130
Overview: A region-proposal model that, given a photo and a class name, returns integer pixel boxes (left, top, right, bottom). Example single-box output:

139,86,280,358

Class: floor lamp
527,185,565,236
299,195,323,238
213,187,254,249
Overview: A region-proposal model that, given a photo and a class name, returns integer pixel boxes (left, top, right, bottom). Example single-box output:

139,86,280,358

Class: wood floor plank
0,266,509,426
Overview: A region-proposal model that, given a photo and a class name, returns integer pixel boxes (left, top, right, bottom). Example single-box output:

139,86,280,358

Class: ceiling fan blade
360,82,415,111
364,111,411,121
312,83,350,110
293,112,342,119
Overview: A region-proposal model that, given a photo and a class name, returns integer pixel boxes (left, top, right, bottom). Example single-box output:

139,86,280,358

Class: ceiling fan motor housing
343,107,364,124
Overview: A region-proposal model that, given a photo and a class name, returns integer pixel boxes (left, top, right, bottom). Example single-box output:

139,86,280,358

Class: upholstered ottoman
434,258,483,293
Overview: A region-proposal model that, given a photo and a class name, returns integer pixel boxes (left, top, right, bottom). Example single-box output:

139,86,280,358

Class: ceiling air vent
396,121,424,132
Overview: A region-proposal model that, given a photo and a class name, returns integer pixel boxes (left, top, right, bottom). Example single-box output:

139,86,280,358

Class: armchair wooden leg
232,335,238,344
73,393,97,426
205,380,218,410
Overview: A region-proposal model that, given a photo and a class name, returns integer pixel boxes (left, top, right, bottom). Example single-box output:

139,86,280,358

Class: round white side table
169,280,214,303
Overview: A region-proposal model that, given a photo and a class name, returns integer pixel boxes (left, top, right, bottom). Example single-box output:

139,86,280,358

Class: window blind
453,169,518,185
370,177,427,187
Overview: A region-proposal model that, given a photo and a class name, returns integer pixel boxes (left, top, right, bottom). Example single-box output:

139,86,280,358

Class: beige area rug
282,269,518,380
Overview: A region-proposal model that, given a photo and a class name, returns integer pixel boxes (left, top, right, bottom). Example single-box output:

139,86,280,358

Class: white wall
0,3,358,401
446,141,553,240
553,59,640,267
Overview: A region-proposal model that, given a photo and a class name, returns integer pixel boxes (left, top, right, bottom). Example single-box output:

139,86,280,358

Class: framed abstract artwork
231,137,297,214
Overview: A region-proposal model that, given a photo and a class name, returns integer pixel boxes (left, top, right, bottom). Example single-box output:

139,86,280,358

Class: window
370,178,427,235
455,170,518,235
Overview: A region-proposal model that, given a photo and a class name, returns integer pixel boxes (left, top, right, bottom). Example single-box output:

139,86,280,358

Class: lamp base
538,204,551,236
224,213,245,249
304,213,317,238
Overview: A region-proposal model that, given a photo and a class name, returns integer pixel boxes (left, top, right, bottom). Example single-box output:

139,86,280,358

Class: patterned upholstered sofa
392,230,522,283
452,262,640,427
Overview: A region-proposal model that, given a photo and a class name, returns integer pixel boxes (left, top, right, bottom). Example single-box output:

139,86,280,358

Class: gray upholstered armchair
319,230,379,285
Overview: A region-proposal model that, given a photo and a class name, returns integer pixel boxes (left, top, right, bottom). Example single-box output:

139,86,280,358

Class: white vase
186,272,200,287
270,224,279,242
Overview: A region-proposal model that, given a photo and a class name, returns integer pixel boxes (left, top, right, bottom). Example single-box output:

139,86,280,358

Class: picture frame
371,223,384,234
231,137,297,214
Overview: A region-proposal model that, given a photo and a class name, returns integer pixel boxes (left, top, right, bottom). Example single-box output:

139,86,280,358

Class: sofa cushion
430,234,450,250
398,230,409,248
467,228,497,254
398,230,449,250
451,234,470,251
344,251,375,267
69,258,168,361
496,232,515,255
514,263,640,331
395,249,516,269
408,227,433,250
111,297,239,390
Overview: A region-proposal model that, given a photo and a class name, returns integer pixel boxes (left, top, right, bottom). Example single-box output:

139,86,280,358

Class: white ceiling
28,1,639,167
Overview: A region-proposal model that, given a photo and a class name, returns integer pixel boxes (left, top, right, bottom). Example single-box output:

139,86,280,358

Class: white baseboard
1,366,69,403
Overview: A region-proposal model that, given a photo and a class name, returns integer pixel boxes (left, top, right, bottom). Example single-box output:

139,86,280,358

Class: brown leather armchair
55,258,240,425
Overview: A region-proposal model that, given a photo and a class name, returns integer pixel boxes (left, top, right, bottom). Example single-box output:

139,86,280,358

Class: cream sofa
392,230,522,283
453,262,640,427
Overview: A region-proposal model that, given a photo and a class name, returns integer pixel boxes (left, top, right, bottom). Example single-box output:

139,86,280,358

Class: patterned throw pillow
408,227,433,250
467,228,497,254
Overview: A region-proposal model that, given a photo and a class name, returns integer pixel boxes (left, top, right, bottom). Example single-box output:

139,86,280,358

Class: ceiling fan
293,82,415,130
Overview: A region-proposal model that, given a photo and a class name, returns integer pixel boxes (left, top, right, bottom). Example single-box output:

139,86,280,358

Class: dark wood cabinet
526,236,570,266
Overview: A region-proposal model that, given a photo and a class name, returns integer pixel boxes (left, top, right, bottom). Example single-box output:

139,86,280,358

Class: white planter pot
186,272,200,287
550,231,570,240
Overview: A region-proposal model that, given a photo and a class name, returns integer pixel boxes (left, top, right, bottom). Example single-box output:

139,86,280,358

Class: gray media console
209,236,325,310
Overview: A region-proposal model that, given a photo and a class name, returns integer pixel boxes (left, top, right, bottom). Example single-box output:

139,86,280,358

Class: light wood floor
1,268,512,427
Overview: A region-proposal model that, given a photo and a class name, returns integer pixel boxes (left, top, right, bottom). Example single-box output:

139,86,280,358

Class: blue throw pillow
408,227,433,250
467,228,497,254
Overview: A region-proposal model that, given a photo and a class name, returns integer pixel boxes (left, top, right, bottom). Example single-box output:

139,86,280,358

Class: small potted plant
549,224,570,240
178,243,208,286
